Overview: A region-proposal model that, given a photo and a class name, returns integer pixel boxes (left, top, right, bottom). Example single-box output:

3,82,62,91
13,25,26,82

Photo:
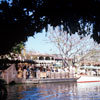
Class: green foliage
11,42,25,54
0,0,100,55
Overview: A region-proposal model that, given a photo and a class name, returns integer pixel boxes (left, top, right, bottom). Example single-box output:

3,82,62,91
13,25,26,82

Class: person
26,66,30,79
36,68,40,79
51,67,54,72
17,67,23,78
72,66,76,77
46,67,51,78
29,66,34,79
23,66,27,79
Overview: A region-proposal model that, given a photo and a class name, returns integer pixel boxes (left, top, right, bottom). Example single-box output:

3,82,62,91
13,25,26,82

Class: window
39,56,44,60
45,57,50,60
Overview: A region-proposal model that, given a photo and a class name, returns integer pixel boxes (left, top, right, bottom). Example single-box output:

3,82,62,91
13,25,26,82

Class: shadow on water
0,79,7,100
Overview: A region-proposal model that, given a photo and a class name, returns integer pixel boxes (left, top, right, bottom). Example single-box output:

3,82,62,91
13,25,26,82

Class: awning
81,66,100,69
53,64,62,67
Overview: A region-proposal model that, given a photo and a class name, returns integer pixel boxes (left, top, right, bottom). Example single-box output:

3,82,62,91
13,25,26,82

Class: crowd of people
17,63,77,79
17,63,35,79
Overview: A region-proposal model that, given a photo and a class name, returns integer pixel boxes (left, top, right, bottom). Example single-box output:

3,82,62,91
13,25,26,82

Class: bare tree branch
47,25,97,67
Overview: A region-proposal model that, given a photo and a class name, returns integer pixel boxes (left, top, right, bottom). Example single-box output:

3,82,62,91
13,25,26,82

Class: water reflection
0,84,7,100
5,82,100,100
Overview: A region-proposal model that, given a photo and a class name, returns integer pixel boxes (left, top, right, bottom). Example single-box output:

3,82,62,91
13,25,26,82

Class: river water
3,82,100,100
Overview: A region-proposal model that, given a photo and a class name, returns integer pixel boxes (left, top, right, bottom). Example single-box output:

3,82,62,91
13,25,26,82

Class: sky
25,25,97,55
25,29,59,54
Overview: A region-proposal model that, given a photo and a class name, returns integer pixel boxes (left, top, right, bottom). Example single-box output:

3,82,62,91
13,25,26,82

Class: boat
76,65,100,83
22,77,79,84
77,75,100,83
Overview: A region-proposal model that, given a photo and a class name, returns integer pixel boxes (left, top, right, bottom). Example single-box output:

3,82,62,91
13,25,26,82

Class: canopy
81,66,100,70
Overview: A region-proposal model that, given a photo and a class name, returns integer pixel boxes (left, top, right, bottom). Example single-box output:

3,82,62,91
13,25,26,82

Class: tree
48,25,97,67
0,42,25,61
11,41,25,54
1,0,100,55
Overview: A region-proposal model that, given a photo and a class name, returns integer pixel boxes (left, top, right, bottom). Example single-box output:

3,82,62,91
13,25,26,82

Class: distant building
25,52,63,67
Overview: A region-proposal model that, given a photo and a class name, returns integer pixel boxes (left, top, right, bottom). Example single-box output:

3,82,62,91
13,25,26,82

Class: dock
20,78,78,84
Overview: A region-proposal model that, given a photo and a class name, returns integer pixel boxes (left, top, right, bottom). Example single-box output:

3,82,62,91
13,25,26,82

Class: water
2,82,100,100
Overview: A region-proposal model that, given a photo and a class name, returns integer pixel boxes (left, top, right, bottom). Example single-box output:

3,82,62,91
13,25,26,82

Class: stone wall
1,64,17,84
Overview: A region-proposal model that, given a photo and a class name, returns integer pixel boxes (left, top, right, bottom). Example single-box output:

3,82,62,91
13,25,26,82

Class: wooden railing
36,71,76,79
